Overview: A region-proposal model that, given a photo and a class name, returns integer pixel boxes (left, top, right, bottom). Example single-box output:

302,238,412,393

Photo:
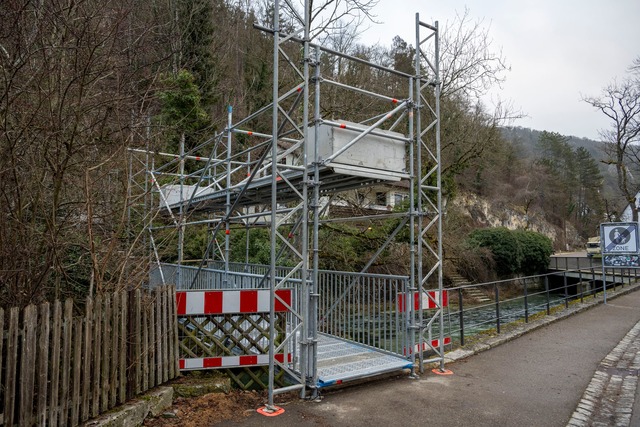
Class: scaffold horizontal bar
253,24,413,79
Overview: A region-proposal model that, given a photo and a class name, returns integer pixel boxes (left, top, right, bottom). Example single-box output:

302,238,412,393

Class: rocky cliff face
450,192,582,250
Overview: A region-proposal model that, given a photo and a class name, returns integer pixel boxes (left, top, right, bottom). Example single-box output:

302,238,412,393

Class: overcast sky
358,0,640,140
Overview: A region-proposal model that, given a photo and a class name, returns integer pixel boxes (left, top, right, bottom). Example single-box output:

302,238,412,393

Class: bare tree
584,57,640,220
278,0,380,41
0,0,167,306
439,8,510,101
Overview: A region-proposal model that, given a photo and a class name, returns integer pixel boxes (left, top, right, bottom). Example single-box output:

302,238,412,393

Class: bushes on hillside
514,229,554,275
466,227,553,277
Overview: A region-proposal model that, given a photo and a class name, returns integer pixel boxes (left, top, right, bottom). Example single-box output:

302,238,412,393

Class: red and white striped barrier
179,353,293,370
397,290,448,313
403,337,452,356
176,289,292,315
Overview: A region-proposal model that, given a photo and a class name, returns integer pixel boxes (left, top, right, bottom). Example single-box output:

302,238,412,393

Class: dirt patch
143,388,298,426
143,389,263,426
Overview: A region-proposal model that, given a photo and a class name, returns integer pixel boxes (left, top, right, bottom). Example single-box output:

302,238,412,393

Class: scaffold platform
316,334,413,388
163,163,408,214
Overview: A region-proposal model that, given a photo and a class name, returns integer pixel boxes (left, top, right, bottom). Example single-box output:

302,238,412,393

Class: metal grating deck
315,334,413,388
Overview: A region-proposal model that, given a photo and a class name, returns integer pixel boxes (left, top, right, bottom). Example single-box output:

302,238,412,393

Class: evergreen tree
574,146,604,235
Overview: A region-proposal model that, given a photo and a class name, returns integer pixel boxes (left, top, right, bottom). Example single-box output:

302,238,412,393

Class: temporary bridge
129,1,447,407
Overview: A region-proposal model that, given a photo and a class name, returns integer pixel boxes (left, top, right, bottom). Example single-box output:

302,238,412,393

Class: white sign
601,222,639,254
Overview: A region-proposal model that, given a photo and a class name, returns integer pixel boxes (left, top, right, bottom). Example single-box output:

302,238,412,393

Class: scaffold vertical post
267,0,280,409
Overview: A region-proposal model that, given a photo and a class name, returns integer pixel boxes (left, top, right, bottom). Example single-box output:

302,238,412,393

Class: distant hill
500,126,603,160
500,126,625,213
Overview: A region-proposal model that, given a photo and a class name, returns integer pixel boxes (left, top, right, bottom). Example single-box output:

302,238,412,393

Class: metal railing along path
448,267,639,347
150,263,411,358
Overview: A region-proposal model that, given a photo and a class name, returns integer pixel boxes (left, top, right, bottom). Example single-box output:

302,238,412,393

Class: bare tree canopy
584,56,640,220
439,8,510,101
278,0,380,40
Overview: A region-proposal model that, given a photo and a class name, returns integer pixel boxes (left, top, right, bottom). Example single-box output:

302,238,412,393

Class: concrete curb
82,387,173,427
442,282,640,366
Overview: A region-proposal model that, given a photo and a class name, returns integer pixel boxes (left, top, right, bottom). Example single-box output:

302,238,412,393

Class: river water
442,293,567,346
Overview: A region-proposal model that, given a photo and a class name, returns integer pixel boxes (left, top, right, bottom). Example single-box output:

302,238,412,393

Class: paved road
221,288,640,427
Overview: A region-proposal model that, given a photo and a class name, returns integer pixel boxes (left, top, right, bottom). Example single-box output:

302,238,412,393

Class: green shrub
466,227,553,277
467,227,523,277
514,230,553,275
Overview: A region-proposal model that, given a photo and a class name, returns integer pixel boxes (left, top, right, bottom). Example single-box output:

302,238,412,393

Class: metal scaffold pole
266,0,280,410
414,13,447,374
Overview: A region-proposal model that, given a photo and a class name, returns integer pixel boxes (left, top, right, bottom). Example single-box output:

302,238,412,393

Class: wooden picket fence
0,285,179,426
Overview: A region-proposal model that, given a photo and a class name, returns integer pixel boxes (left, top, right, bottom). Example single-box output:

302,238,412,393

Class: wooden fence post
0,308,4,423
119,291,127,404
101,294,111,413
71,318,83,425
91,295,103,418
49,301,62,426
169,285,178,378
149,291,156,389
59,299,73,426
110,291,119,408
81,297,94,422
19,305,37,426
4,308,19,427
37,303,50,425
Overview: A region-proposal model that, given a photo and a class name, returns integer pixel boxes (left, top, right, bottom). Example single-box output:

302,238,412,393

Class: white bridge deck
315,334,412,388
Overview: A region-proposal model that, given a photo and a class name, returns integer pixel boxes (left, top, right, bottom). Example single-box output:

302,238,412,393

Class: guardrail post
458,288,464,347
563,273,568,309
565,257,569,271
523,279,528,323
544,276,550,315
612,268,616,292
580,280,584,303
495,284,500,334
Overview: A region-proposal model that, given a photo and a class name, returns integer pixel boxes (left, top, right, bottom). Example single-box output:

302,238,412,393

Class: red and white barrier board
397,290,448,313
179,353,293,370
403,337,452,356
176,289,293,371
176,289,292,315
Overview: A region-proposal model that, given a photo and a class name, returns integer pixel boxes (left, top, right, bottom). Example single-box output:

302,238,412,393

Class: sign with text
600,222,639,254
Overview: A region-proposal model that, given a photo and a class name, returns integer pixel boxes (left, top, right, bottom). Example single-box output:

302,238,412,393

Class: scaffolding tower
129,2,444,406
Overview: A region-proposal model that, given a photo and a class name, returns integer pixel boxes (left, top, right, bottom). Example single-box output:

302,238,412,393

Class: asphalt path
221,288,640,427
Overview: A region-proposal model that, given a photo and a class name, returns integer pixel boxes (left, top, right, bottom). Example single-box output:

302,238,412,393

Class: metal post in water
545,276,550,315
563,272,569,309
458,288,464,347
523,278,529,323
495,284,501,334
